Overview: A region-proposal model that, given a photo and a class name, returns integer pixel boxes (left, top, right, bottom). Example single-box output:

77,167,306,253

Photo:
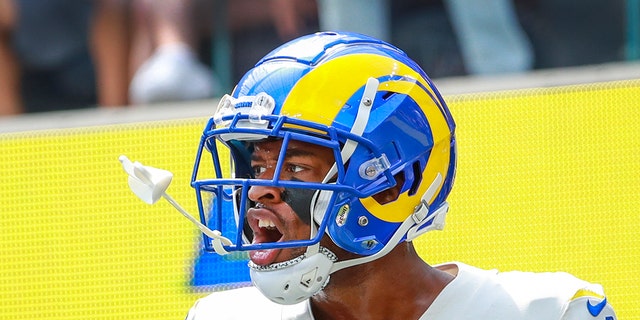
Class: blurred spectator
129,0,318,103
226,0,319,82
0,0,318,116
443,0,534,74
320,0,626,78
90,0,130,107
234,0,318,42
126,0,218,105
0,0,21,115
390,0,466,78
0,0,96,115
515,0,625,69
317,0,390,41
317,0,532,76
0,0,627,117
392,0,626,77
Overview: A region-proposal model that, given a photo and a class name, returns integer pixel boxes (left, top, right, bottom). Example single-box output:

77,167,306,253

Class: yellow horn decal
279,53,430,126
357,80,451,223
278,52,452,223
381,80,450,143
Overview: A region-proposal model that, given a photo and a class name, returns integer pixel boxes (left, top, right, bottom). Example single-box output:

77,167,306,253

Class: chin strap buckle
406,202,449,241
405,173,448,241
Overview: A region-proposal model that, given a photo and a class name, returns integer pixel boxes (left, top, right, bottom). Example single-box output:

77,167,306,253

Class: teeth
258,219,276,229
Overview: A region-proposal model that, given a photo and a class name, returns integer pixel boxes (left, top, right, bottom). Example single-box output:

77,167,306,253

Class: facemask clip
358,154,390,180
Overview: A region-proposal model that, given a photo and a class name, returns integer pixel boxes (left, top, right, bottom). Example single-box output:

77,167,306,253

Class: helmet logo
300,268,319,288
335,204,350,227
212,92,276,126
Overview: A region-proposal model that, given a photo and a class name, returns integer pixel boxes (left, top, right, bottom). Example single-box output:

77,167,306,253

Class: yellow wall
1,80,638,319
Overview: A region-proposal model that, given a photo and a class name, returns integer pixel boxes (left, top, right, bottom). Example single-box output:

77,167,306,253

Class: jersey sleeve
561,287,617,320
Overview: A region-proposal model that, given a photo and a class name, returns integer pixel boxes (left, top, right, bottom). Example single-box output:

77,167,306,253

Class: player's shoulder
449,262,617,320
494,267,617,320
185,286,282,320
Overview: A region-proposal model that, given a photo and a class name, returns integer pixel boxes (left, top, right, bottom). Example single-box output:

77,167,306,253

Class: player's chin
249,246,307,267
249,247,280,266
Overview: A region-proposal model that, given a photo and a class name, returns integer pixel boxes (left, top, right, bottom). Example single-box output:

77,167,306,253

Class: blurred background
0,0,638,115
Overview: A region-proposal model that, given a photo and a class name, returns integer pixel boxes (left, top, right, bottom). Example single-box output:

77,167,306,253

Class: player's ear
372,173,404,205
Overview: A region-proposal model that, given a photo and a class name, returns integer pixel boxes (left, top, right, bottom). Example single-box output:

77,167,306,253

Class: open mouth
248,212,285,266
255,218,284,243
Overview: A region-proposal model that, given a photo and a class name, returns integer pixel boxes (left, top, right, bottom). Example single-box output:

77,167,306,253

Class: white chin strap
248,246,337,305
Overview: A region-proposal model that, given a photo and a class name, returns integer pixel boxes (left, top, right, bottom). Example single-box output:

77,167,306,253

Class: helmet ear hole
381,91,396,101
372,172,405,205
408,161,423,196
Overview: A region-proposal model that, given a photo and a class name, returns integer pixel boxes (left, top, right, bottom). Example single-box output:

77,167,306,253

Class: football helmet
191,31,456,304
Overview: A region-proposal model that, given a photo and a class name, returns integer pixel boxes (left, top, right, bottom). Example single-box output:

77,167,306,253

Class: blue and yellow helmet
192,31,456,257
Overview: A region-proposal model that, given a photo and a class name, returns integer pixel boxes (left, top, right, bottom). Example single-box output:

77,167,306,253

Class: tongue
249,248,280,266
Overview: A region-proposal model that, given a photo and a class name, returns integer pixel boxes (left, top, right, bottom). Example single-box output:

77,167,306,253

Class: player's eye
252,165,267,178
285,164,307,175
285,164,305,174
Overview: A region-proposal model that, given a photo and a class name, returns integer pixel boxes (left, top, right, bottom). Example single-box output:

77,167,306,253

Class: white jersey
185,262,617,320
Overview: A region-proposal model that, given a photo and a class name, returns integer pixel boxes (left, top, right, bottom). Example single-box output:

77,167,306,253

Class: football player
184,31,616,319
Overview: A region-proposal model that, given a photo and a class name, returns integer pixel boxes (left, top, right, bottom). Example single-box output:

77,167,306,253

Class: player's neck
309,242,454,320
